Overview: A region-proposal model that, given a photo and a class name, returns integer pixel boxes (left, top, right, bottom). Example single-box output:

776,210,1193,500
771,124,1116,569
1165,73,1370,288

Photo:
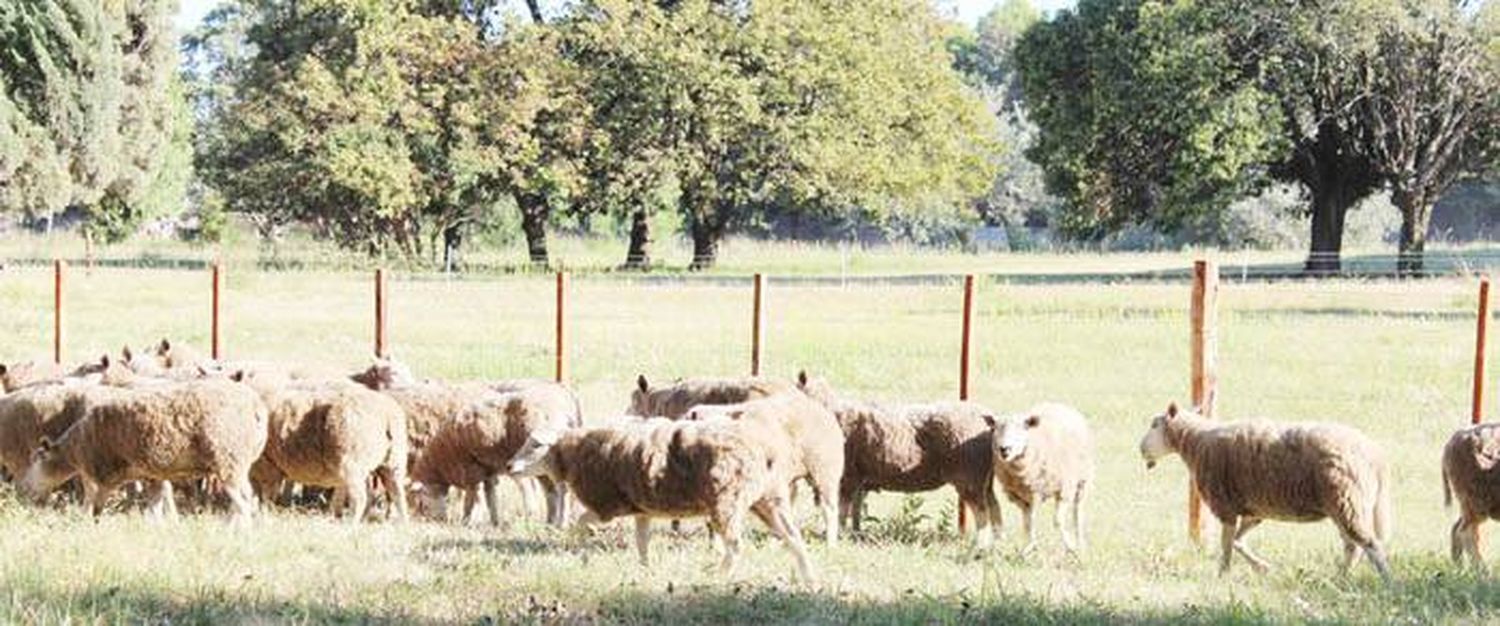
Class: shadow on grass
4,585,442,625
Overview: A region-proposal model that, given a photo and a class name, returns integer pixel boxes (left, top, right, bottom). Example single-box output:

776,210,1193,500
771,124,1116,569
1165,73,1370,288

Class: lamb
507,417,816,582
685,392,847,546
245,376,409,522
1441,423,1500,571
628,374,796,419
988,403,1095,554
792,372,1001,544
411,385,582,527
17,378,267,520
1138,402,1392,581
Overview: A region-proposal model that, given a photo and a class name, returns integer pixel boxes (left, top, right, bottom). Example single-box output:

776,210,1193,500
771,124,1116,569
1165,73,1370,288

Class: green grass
0,264,1496,624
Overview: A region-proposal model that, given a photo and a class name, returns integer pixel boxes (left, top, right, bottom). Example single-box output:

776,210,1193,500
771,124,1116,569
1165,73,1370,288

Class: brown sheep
988,403,1095,554
792,372,1000,544
17,379,267,520
1442,423,1500,571
685,392,845,545
0,380,94,481
246,378,409,522
1139,403,1392,581
507,418,816,582
628,374,795,418
411,387,580,527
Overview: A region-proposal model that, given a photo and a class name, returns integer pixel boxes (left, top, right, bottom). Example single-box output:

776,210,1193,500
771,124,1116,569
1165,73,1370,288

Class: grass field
1,263,1497,624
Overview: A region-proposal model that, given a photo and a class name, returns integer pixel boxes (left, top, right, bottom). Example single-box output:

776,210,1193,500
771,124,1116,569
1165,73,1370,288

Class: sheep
245,377,409,522
17,378,267,520
628,374,796,419
1,360,66,393
1138,402,1392,581
791,372,1000,545
350,358,582,524
987,403,1095,555
411,385,582,527
685,392,846,546
507,417,816,582
1441,422,1500,571
0,379,95,482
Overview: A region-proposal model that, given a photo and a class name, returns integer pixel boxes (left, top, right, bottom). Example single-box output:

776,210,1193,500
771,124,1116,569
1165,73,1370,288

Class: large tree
0,0,183,240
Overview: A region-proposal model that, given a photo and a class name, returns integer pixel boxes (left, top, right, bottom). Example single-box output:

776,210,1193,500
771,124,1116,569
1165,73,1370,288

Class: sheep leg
1453,511,1486,572
540,476,567,527
634,516,652,566
146,481,176,521
752,500,816,583
1218,515,1238,575
962,488,994,549
1053,498,1077,555
715,509,745,577
1231,517,1271,573
223,474,257,523
1072,483,1086,552
376,465,408,522
340,469,370,523
1336,521,1393,583
1020,502,1037,553
460,487,480,524
86,479,112,518
483,476,501,527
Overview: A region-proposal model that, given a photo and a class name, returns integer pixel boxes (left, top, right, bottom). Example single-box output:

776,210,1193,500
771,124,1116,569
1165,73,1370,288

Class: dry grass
0,265,1495,624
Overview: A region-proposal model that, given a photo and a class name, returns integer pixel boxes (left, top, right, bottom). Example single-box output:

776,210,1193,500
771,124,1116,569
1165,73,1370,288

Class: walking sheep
685,392,846,545
17,379,267,520
1442,423,1500,571
628,374,795,418
988,403,1094,554
1138,403,1392,581
508,418,816,582
0,379,94,481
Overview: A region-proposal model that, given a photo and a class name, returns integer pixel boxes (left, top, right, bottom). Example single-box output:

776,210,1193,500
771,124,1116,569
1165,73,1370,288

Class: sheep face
351,358,416,391
19,439,75,502
627,375,652,416
408,483,448,521
508,430,561,478
1139,413,1175,469
994,414,1040,462
795,371,837,408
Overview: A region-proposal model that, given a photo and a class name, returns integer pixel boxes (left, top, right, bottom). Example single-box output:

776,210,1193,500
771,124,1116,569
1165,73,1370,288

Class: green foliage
0,0,183,234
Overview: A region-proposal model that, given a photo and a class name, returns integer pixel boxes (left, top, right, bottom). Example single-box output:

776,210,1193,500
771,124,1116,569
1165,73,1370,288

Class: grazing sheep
792,372,1000,544
507,418,816,582
0,380,95,481
1138,403,1392,581
1442,423,1500,571
246,378,409,522
628,374,796,419
686,393,847,546
988,403,1095,554
17,379,267,520
411,386,581,527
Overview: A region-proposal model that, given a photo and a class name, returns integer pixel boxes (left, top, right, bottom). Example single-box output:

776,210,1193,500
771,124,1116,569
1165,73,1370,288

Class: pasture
0,263,1496,624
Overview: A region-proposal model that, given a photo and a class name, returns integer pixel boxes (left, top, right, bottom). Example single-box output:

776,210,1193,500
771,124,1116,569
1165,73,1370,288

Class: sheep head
508,429,562,478
994,414,1041,463
1139,403,1181,469
20,436,76,503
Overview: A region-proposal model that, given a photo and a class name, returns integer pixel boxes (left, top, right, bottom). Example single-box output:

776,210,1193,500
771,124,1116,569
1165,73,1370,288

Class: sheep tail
1442,464,1453,510
1373,464,1393,544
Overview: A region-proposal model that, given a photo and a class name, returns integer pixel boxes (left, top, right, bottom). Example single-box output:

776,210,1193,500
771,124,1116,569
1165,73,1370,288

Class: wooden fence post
53,260,64,365
752,273,764,376
1475,276,1491,425
555,271,567,383
1189,259,1219,545
958,274,975,532
211,263,223,361
374,268,387,358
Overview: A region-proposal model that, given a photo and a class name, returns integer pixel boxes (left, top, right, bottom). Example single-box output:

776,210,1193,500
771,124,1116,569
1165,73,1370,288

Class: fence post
211,263,223,361
1189,259,1219,545
1475,276,1491,425
555,271,567,383
958,274,975,533
752,273,764,376
53,260,64,365
374,268,387,358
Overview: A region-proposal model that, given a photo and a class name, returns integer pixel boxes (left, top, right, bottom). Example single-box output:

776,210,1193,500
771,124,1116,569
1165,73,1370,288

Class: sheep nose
997,445,1011,458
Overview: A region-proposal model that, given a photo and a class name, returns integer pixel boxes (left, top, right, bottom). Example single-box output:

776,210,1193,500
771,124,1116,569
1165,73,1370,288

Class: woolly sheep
1138,403,1392,581
18,379,267,520
628,374,796,418
987,403,1095,554
1442,422,1500,570
508,417,815,581
246,377,410,522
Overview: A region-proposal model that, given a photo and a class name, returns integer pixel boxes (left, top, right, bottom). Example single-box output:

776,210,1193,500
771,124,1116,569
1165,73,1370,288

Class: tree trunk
1304,184,1359,275
621,207,651,271
442,223,463,273
523,0,544,23
1395,192,1432,277
689,222,720,271
517,193,549,268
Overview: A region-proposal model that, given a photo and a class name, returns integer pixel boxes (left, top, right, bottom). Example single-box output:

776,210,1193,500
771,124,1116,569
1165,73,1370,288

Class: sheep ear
982,414,995,429
797,370,809,387
1166,402,1179,418
121,345,134,363
157,338,171,354
1025,415,1041,428
0,364,8,376
230,370,247,383
637,374,649,393
99,354,112,368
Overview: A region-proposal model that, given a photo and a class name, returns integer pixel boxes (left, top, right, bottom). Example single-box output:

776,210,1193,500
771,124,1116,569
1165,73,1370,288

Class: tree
1017,0,1405,271
0,0,183,240
1355,5,1500,274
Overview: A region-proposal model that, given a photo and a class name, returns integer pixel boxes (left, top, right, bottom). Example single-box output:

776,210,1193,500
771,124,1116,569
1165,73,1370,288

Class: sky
173,0,1079,33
